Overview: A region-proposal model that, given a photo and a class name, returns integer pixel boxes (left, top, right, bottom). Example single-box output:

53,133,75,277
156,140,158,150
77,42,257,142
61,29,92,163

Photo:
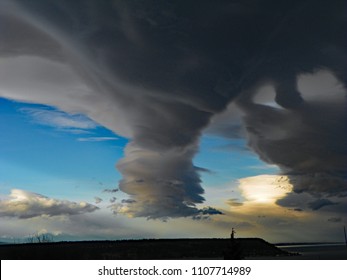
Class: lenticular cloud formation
0,0,346,218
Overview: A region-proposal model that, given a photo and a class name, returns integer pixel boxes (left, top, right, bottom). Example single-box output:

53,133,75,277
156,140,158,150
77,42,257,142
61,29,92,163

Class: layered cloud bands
116,143,205,218
0,189,98,219
0,0,346,218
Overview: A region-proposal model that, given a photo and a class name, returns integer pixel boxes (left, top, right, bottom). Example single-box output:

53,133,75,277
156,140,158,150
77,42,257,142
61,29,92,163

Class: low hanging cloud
276,182,347,214
0,0,346,218
197,207,223,216
308,199,338,211
0,189,99,219
288,173,347,197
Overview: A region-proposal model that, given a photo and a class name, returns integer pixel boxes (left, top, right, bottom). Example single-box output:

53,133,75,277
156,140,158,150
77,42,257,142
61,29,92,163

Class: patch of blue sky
0,97,127,200
195,134,279,188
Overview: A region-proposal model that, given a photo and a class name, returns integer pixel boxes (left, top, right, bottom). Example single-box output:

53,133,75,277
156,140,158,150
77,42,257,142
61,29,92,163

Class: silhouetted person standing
224,228,243,259
231,228,236,240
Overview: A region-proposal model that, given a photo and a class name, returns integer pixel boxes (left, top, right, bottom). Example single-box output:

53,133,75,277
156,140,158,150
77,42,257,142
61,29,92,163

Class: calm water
278,244,347,260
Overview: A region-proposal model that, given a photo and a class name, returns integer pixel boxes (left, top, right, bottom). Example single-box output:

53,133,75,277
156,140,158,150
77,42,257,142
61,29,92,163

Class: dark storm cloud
276,192,307,209
277,188,347,214
327,217,342,223
0,3,64,60
1,0,346,218
238,99,347,203
289,173,347,197
192,207,223,220
230,2,347,208
308,199,338,211
197,207,223,216
237,101,346,175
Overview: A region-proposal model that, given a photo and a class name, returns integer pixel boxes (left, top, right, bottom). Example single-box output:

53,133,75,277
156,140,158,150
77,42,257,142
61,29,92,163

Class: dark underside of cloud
0,0,346,218
327,217,342,223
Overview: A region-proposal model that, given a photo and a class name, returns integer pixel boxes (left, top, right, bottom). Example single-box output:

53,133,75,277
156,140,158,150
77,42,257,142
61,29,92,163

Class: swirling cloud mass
0,0,345,221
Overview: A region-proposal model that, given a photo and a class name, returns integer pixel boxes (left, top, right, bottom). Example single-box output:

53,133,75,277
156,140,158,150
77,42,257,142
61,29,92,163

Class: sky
0,0,346,243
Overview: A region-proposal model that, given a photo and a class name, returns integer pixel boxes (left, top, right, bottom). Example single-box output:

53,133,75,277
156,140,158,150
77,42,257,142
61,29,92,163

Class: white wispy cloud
0,189,99,219
60,129,94,135
20,108,98,130
77,137,118,142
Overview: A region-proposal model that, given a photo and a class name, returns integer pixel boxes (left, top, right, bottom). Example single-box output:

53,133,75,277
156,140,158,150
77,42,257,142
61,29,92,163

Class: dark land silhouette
0,238,293,260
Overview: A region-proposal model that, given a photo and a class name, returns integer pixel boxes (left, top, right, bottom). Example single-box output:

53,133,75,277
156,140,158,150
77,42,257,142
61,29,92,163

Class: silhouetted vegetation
25,233,54,244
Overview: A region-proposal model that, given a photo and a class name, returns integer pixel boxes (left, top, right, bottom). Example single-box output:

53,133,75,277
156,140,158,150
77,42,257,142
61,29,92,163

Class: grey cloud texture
327,217,342,223
0,189,99,219
204,103,245,139
276,186,347,214
0,0,346,218
308,198,338,211
237,96,346,173
116,142,205,218
288,173,347,197
182,206,225,220
237,86,347,201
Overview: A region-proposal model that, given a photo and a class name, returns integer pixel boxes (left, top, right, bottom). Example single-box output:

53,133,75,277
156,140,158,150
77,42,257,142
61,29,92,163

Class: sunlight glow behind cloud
238,175,292,204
